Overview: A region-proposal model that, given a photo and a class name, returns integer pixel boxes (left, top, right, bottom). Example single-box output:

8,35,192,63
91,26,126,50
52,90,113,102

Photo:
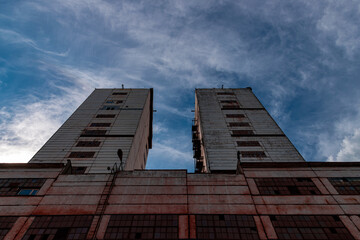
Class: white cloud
0,28,69,57
317,0,360,57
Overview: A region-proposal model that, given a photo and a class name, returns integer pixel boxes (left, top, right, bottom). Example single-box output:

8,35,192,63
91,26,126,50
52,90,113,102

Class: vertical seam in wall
244,175,268,239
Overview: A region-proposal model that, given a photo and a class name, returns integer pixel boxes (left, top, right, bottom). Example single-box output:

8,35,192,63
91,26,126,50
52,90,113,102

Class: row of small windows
22,215,93,240
0,178,46,196
270,215,354,240
5,214,356,240
254,178,321,195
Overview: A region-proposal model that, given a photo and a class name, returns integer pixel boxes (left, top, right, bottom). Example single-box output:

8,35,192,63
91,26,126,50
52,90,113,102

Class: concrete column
178,215,189,239
260,216,277,239
253,216,267,239
13,216,34,240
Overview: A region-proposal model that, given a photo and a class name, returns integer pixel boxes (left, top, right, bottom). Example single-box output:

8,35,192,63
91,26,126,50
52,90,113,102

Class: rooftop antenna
122,84,124,89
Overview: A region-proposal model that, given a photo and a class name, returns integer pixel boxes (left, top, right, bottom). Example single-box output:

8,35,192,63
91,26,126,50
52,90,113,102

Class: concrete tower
193,88,304,173
30,88,153,173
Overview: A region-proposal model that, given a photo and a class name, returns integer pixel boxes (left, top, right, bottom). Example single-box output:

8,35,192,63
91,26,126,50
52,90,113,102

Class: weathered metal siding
196,90,237,171
196,88,304,172
29,89,152,173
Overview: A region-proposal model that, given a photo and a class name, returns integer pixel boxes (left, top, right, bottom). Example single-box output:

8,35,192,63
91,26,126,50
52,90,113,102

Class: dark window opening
135,232,142,239
28,235,36,240
229,122,250,127
288,186,300,195
254,178,321,195
231,130,254,136
68,152,95,158
53,227,69,240
226,114,245,118
237,141,260,147
217,92,234,95
106,100,123,104
76,141,101,147
100,105,120,110
96,114,115,118
112,92,127,95
241,151,266,158
89,123,111,127
82,130,107,136
221,100,238,103
40,234,50,240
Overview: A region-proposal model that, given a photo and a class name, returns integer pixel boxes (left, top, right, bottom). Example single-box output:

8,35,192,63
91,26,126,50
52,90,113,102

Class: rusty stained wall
29,89,152,173
1,167,360,239
1,168,360,239
195,88,304,172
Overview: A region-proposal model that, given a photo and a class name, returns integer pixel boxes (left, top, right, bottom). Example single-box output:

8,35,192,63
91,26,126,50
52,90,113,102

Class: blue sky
1,1,360,171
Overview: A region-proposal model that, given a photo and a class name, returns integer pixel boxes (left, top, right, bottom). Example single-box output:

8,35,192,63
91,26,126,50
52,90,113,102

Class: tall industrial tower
192,88,303,173
30,88,153,173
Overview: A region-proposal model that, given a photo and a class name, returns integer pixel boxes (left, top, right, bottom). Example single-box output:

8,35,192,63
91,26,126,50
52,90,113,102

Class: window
231,130,254,136
89,123,111,127
17,188,39,196
254,178,321,195
270,215,354,240
229,122,250,127
237,141,260,147
82,130,107,136
196,215,259,240
217,92,234,95
240,151,266,158
226,114,245,118
221,105,241,110
221,100,238,103
0,217,17,239
106,100,123,104
112,92,127,95
328,177,360,194
22,215,93,240
104,215,178,240
68,152,95,158
0,178,46,196
100,105,120,110
76,141,101,147
96,114,115,118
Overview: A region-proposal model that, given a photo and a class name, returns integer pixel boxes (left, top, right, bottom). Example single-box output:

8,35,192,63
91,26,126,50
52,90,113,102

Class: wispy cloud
0,29,69,57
